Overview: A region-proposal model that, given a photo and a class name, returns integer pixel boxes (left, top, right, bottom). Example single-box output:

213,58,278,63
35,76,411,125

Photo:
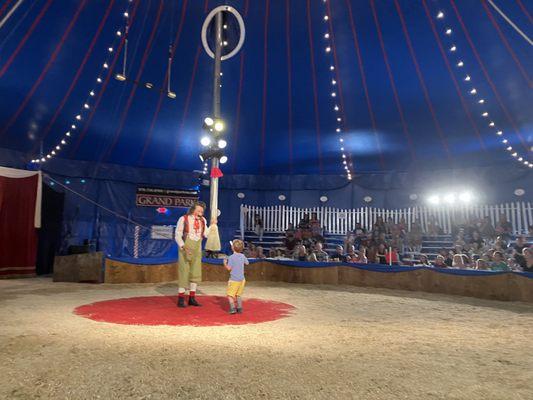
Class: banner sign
136,187,199,208
151,225,175,240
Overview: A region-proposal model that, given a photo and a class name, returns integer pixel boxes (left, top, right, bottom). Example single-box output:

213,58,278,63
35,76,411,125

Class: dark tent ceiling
0,0,531,176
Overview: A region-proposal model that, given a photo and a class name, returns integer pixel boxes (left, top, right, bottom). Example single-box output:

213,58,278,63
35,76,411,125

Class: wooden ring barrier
101,259,533,303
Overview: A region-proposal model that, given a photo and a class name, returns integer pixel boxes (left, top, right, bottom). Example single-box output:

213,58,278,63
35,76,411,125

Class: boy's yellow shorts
227,279,246,297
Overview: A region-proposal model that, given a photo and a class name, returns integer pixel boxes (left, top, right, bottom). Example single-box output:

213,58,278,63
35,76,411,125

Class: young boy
223,239,249,314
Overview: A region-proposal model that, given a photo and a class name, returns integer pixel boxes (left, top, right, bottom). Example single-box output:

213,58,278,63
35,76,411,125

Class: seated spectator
331,245,348,262
256,246,266,259
523,248,533,272
407,220,423,252
293,245,308,262
358,246,368,264
433,255,447,268
490,251,509,271
374,216,387,234
244,242,257,258
313,242,329,262
495,214,512,240
385,217,395,234
346,244,357,262
268,248,277,258
344,231,356,252
452,254,468,269
415,254,431,266
513,236,528,254
479,216,496,238
438,248,453,267
475,259,489,270
376,244,387,264
385,247,400,265
353,222,366,237
253,213,264,241
298,214,310,230
310,212,322,240
284,224,298,252
515,247,532,272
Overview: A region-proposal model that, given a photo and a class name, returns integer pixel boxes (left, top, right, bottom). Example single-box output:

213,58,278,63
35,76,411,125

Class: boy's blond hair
232,239,244,253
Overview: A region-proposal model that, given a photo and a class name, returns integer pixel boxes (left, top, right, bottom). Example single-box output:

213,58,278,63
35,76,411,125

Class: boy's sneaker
229,308,237,315
236,308,243,314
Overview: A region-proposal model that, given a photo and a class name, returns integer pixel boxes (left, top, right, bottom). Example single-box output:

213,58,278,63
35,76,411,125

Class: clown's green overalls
178,236,203,288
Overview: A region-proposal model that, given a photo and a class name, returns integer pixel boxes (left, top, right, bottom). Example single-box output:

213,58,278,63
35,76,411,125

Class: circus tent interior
0,1,532,399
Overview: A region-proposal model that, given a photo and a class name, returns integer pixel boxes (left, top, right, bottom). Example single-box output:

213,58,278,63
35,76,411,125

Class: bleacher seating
233,230,530,264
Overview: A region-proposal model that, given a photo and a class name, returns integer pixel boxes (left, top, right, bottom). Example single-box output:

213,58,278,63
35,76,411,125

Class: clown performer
174,201,217,308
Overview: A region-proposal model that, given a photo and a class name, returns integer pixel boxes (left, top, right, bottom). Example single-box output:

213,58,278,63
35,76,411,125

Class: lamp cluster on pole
321,0,352,180
435,10,531,168
199,116,227,175
31,0,135,164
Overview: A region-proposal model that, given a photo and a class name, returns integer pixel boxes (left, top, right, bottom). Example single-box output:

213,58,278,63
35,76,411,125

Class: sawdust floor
1,277,532,400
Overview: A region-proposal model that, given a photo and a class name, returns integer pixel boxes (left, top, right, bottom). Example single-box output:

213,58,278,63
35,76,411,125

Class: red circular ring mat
74,295,295,326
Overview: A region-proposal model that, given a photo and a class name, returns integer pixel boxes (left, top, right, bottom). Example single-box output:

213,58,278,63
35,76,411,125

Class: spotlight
90,91,95,96
66,131,71,136
324,33,330,39
506,146,512,151
108,47,114,52
75,115,81,120
204,117,214,126
450,45,456,52
220,155,228,164
437,11,444,19
502,139,508,143
61,139,66,145
84,104,90,109
115,74,126,81
489,121,495,127
167,91,176,99
496,130,503,135
145,82,154,89
103,63,109,69
200,136,211,147
470,88,477,94
464,75,471,81
217,139,227,149
457,61,463,67
427,195,440,205
445,28,452,35
97,77,103,83
478,99,484,104
324,15,329,21
482,112,488,117
214,121,224,132
459,192,473,203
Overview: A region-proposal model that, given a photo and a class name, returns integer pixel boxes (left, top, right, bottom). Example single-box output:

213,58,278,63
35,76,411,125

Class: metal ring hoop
201,6,245,61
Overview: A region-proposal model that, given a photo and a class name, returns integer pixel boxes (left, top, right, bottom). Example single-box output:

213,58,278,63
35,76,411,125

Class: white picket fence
240,202,533,236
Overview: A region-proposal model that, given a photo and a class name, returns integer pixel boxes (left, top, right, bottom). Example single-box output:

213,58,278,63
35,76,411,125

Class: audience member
433,255,447,268
331,245,348,262
489,251,509,271
313,242,329,262
253,214,264,241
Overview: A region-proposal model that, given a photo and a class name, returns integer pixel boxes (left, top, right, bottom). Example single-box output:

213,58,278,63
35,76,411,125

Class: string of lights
321,0,352,180
434,8,531,169
31,0,135,164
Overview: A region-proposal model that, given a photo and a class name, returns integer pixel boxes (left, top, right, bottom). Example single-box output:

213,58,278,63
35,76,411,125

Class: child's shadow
213,295,229,312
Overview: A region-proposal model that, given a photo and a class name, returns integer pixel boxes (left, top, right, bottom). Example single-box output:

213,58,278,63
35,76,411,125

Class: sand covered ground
0,277,532,400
